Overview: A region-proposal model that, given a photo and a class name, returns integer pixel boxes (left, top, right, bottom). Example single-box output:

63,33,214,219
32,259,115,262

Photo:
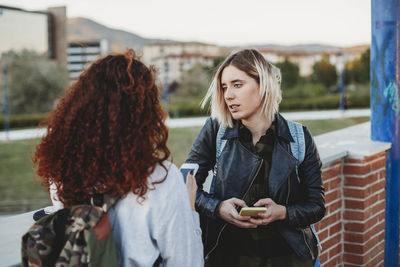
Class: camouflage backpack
21,195,119,267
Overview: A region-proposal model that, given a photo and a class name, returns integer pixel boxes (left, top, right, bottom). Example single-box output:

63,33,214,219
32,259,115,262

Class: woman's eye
221,86,227,91
234,83,242,88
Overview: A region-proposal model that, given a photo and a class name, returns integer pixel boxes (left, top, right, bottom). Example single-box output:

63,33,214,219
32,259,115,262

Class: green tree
203,55,228,77
276,59,300,89
176,64,212,98
344,48,370,84
213,56,227,68
2,50,69,114
311,57,338,90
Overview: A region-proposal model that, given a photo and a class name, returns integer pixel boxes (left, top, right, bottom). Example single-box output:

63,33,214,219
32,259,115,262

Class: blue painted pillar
371,1,400,266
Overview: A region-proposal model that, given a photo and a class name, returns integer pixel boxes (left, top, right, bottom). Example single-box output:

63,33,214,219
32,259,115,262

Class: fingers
218,198,257,228
230,198,248,208
219,197,286,227
185,173,195,183
249,203,287,226
186,173,196,186
254,198,274,207
231,219,258,228
185,174,197,211
231,212,251,222
249,217,265,225
249,214,272,226
219,198,284,228
230,212,257,228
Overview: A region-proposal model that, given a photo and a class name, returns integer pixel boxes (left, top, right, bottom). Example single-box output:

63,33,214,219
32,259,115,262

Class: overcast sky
1,0,371,47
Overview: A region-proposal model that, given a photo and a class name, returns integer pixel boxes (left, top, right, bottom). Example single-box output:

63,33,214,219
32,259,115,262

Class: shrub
280,94,341,111
283,83,326,99
347,83,370,108
168,101,208,118
0,113,48,130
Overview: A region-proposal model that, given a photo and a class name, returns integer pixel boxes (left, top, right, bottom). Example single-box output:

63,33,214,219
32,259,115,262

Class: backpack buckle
91,194,104,207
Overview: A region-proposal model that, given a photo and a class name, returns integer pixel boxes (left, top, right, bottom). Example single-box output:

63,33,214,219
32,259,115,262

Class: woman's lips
229,104,240,113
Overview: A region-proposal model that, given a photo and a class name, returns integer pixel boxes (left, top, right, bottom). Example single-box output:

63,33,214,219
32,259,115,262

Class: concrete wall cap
315,122,392,165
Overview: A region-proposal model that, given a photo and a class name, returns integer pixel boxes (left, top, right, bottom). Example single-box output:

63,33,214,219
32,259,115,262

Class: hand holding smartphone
180,163,199,211
239,207,267,217
179,163,199,183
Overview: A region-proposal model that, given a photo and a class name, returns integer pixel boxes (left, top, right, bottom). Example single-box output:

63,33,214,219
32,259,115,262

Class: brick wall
314,152,387,267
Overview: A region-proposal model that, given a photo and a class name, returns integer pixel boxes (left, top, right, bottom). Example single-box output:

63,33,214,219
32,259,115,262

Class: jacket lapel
269,139,297,200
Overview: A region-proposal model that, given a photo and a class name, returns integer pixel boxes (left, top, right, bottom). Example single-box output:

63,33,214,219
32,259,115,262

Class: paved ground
0,109,370,141
0,211,36,266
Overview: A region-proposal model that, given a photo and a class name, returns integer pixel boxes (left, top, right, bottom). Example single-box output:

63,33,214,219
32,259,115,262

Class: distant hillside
67,17,173,51
68,17,361,54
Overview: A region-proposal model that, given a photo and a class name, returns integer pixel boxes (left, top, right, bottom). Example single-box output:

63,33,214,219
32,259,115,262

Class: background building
0,5,67,65
67,40,108,81
151,53,218,84
260,46,368,77
142,41,222,65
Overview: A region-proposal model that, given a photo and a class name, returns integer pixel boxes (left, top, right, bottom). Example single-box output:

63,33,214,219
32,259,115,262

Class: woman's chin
230,112,242,121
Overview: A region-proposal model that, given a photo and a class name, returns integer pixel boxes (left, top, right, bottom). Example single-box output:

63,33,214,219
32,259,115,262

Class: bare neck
242,115,272,146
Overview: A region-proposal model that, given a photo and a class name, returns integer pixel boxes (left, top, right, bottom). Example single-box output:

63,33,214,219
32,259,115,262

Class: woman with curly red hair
32,50,203,266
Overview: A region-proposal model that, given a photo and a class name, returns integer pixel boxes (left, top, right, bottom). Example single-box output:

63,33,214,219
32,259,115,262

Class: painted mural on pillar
371,33,392,121
371,20,400,141
384,81,400,112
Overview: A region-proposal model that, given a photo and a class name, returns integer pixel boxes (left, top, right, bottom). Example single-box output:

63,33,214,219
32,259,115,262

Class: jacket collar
222,113,294,143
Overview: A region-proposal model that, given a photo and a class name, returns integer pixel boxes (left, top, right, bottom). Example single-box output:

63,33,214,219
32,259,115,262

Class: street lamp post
2,63,10,140
336,54,347,111
163,56,169,116
339,71,346,110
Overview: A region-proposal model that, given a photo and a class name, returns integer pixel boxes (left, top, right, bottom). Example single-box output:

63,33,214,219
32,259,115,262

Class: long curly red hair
33,50,170,206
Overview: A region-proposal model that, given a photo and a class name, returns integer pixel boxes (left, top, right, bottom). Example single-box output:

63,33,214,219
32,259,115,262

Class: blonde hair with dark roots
201,49,282,127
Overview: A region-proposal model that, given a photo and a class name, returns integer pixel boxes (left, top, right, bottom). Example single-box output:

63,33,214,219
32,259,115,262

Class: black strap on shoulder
48,208,70,266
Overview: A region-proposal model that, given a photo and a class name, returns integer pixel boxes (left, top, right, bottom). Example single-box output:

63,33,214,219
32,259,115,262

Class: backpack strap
210,125,227,195
286,120,305,183
216,126,227,164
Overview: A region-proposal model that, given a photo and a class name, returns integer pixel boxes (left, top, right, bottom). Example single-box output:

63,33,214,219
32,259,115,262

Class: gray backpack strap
210,125,227,195
287,120,305,182
216,126,227,161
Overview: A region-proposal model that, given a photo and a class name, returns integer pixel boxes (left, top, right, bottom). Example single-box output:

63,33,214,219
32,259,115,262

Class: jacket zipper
286,143,292,205
205,159,263,259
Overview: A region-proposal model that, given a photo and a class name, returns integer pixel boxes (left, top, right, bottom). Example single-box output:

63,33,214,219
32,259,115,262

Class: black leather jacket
186,113,325,260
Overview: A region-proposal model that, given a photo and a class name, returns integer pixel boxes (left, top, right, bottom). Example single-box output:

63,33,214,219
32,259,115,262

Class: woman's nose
224,87,234,100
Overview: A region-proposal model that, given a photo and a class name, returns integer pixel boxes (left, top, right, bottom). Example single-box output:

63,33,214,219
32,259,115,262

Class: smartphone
180,163,199,183
239,207,267,217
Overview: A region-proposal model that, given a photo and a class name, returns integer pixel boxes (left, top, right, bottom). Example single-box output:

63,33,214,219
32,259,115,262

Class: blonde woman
186,49,325,266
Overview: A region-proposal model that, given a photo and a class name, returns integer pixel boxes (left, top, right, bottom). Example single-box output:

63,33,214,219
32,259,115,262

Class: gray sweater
108,161,204,267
